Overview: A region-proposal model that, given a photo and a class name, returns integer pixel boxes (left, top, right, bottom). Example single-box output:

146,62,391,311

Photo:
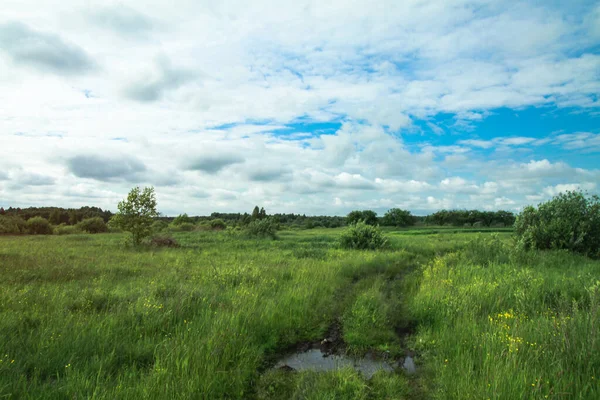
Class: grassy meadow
1,228,599,399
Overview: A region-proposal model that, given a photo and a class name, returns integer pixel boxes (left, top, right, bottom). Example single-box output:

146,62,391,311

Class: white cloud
0,0,598,214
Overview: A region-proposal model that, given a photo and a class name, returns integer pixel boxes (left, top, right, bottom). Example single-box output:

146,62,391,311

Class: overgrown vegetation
1,189,599,399
515,190,600,258
339,221,387,250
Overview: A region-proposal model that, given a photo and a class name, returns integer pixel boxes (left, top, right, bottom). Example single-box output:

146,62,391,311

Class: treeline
0,206,113,225
0,204,516,236
424,209,515,227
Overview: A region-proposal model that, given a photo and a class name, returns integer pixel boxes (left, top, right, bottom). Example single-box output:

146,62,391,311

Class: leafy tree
26,217,52,235
251,206,260,220
48,209,62,225
172,213,193,225
259,207,267,219
382,208,415,227
111,186,159,246
346,210,378,226
77,217,108,234
245,217,277,238
515,191,600,258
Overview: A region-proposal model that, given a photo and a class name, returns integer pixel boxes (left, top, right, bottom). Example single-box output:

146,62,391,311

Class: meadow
1,228,599,399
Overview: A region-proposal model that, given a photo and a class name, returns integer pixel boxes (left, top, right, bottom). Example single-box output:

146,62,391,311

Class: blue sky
0,0,599,216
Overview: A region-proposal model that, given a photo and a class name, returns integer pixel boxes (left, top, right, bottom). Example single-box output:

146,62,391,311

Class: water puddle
274,348,415,379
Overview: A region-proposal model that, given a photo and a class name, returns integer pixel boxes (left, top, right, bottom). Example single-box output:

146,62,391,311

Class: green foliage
209,218,226,230
171,222,195,232
339,221,387,250
111,186,159,246
150,235,179,248
151,220,169,232
515,190,600,258
245,217,277,238
381,208,415,227
172,213,193,225
77,217,108,234
0,215,27,234
54,224,82,235
426,209,516,227
26,216,52,235
410,246,600,399
346,210,378,226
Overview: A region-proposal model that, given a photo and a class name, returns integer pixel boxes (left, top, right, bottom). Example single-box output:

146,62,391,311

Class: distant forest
0,206,516,228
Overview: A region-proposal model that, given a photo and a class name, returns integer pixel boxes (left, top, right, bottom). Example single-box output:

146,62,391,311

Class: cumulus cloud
185,154,244,174
0,0,599,214
88,5,154,36
0,21,94,75
124,56,198,102
67,154,146,182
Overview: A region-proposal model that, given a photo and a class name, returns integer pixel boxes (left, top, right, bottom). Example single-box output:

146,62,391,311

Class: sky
0,0,599,216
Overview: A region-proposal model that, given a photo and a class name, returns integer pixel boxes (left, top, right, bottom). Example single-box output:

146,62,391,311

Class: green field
1,229,599,399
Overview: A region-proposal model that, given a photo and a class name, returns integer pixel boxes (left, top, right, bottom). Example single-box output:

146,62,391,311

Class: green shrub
339,222,387,250
54,224,82,235
77,217,108,233
0,215,27,234
245,217,277,239
172,213,193,225
26,217,52,235
151,220,169,232
209,218,226,230
515,191,600,258
171,222,195,232
150,235,179,248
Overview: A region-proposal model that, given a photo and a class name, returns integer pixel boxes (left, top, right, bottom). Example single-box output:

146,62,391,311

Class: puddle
402,355,416,374
275,349,406,379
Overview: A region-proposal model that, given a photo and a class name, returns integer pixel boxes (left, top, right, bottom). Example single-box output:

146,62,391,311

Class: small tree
251,206,260,220
27,217,52,235
382,208,415,227
346,210,378,226
111,186,159,246
77,217,108,234
172,213,193,225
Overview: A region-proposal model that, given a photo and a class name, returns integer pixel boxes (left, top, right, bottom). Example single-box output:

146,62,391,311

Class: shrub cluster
515,191,600,258
54,224,81,235
245,218,277,239
0,215,27,234
26,217,53,235
77,217,108,234
339,221,387,250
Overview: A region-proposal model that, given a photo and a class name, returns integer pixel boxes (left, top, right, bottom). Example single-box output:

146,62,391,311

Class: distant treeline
0,206,113,225
0,205,515,229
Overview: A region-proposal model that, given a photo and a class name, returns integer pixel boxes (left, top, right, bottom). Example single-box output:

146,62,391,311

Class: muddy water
275,349,415,379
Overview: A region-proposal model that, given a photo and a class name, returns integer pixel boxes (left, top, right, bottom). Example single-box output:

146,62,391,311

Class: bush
77,217,108,234
26,217,52,235
170,222,195,232
346,210,378,226
245,218,277,239
381,208,415,227
209,218,226,230
339,221,387,250
54,224,82,235
515,190,600,258
150,235,179,248
172,213,193,225
151,220,169,232
0,215,27,234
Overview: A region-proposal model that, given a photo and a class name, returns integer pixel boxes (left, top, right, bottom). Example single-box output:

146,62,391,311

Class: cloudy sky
1,0,599,216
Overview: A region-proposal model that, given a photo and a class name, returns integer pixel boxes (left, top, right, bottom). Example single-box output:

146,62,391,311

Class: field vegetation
0,191,598,399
